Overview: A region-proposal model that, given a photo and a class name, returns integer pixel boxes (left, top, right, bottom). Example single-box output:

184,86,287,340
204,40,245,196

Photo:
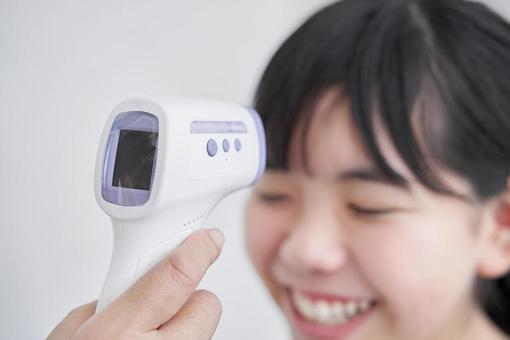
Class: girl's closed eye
254,171,300,206
347,203,398,215
347,202,398,216
341,182,418,219
256,191,294,204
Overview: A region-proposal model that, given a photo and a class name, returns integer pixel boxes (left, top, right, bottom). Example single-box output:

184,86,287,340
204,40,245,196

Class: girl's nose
278,213,348,275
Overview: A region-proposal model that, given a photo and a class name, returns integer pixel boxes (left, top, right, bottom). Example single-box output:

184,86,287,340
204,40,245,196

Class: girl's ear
477,178,510,279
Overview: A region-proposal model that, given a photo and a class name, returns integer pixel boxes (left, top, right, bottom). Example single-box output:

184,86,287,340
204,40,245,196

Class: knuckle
164,253,197,290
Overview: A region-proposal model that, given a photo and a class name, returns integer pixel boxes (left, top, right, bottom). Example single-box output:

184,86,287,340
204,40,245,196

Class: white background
1,1,509,339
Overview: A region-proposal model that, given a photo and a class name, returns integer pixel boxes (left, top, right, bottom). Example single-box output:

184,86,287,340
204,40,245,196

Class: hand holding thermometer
94,98,266,312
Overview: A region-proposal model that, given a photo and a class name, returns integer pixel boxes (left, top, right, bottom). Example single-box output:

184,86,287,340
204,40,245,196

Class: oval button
222,139,230,152
207,139,218,157
234,138,242,151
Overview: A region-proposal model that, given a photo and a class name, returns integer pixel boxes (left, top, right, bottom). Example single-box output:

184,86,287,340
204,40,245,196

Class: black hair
254,0,510,334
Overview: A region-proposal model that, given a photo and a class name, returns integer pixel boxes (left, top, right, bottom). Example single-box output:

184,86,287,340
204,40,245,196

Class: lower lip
283,290,375,339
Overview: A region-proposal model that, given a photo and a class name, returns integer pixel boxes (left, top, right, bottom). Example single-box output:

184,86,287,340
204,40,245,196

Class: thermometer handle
96,219,195,312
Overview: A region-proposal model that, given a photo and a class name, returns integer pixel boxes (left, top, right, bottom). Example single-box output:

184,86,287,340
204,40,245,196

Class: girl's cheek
245,197,288,267
349,213,478,338
244,196,293,301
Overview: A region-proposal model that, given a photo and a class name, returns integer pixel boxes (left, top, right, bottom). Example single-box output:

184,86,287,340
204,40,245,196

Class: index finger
101,228,224,332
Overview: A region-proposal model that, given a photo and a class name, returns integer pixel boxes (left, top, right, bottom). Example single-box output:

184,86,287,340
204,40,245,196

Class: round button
222,139,230,152
234,138,242,151
206,139,218,157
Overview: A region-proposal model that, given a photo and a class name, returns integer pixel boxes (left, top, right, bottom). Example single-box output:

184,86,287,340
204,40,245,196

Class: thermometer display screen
112,129,158,190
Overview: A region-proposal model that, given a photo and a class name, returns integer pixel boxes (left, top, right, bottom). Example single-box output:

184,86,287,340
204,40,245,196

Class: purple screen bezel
102,111,159,206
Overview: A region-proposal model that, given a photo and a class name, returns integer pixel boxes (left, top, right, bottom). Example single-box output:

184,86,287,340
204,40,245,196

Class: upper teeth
291,290,374,326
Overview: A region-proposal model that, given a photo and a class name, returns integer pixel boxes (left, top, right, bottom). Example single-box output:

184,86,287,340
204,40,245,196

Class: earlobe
477,197,510,279
495,200,510,228
495,177,510,227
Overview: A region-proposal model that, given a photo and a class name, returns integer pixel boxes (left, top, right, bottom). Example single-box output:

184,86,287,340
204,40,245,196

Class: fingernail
209,229,225,248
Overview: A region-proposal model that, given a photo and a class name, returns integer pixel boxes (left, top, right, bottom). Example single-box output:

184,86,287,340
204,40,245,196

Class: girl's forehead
286,88,413,182
281,89,473,200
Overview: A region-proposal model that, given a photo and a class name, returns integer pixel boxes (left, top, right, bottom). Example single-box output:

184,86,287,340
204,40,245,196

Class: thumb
47,301,97,340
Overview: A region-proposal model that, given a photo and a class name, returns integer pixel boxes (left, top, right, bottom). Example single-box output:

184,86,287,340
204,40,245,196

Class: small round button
234,138,242,151
206,139,218,157
222,139,230,152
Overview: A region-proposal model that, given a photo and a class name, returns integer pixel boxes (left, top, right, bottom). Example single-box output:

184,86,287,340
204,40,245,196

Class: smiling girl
49,0,510,339
245,0,510,339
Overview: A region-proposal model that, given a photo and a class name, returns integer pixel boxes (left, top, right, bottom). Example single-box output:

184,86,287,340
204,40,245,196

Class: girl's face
245,89,500,340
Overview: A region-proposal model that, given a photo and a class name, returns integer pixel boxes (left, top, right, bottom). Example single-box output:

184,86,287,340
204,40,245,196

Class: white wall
1,1,510,340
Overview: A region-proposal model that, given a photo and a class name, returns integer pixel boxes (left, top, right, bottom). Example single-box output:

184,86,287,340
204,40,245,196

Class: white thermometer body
94,98,266,312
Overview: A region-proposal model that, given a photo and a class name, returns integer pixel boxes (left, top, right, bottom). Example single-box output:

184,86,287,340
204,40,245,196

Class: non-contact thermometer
94,98,266,312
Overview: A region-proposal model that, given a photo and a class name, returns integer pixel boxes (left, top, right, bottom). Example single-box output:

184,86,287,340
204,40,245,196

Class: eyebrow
336,167,411,191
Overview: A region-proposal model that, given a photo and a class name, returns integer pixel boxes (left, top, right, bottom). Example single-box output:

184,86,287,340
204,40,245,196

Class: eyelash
347,203,395,216
257,193,292,203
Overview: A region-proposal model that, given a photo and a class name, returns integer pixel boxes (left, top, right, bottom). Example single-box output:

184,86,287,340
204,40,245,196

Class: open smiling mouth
285,288,378,338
